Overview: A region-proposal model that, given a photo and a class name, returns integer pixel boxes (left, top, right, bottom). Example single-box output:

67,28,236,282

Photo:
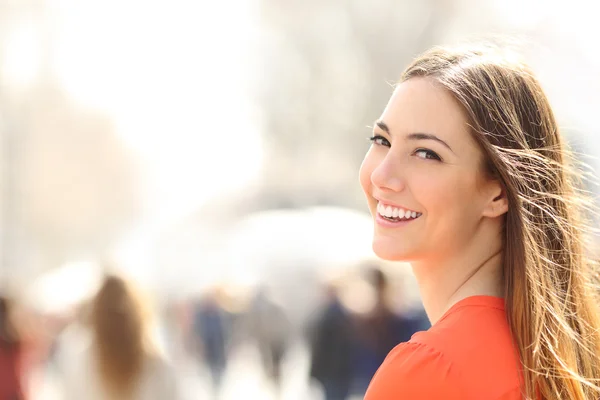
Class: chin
372,237,414,262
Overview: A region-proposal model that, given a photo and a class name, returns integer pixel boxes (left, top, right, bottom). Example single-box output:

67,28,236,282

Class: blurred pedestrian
308,284,354,400
58,274,179,400
0,295,26,400
245,287,291,396
351,267,424,395
192,291,229,398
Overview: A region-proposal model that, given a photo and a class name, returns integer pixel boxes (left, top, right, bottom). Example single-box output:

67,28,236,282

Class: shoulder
364,341,465,400
365,300,522,400
417,301,521,381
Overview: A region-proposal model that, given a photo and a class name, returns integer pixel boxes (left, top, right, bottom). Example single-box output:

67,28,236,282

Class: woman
59,275,179,400
0,296,26,400
359,43,600,399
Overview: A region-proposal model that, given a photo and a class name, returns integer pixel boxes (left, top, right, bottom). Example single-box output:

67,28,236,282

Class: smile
377,202,422,222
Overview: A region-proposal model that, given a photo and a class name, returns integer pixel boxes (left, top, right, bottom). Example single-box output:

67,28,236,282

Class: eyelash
414,148,442,161
369,135,390,147
368,135,442,162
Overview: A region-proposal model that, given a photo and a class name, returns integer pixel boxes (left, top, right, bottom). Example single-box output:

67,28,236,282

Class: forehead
380,77,477,153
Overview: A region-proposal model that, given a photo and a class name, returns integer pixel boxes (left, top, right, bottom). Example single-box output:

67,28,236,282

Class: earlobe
483,186,508,218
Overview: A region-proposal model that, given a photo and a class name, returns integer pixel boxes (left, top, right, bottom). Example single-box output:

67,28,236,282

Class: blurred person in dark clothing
351,267,428,395
308,284,354,400
0,295,26,400
192,291,229,398
245,287,291,397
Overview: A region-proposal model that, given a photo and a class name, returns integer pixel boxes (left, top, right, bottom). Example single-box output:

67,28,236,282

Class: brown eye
414,149,441,161
369,135,391,147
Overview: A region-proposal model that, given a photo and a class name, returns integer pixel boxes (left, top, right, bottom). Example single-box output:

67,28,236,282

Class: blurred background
0,0,599,399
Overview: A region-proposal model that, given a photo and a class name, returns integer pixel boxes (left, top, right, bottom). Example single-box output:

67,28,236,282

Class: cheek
415,171,482,228
411,170,455,212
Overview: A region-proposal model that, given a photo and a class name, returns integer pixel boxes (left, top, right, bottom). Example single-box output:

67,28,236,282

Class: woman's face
359,77,497,262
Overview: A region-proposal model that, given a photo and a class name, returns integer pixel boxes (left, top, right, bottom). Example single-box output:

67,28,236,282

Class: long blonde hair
402,43,600,399
90,275,153,398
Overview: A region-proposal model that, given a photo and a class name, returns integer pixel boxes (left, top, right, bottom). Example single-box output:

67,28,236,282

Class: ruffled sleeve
364,341,465,400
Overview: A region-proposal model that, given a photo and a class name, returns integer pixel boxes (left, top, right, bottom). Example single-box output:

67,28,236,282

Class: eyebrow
375,120,455,153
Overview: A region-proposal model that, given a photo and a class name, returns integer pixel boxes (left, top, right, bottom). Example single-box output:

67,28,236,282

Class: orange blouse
364,296,523,400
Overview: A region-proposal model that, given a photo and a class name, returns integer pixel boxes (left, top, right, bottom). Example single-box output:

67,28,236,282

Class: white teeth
377,202,420,220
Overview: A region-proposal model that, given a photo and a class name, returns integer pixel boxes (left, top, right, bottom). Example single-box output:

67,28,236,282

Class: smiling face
359,77,500,262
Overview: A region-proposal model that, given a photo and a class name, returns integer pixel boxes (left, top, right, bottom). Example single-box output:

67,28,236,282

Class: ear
481,181,508,218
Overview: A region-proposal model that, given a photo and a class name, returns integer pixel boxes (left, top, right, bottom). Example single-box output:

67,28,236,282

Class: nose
371,153,406,193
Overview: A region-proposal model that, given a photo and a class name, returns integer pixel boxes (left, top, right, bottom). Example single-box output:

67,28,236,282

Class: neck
411,231,504,325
